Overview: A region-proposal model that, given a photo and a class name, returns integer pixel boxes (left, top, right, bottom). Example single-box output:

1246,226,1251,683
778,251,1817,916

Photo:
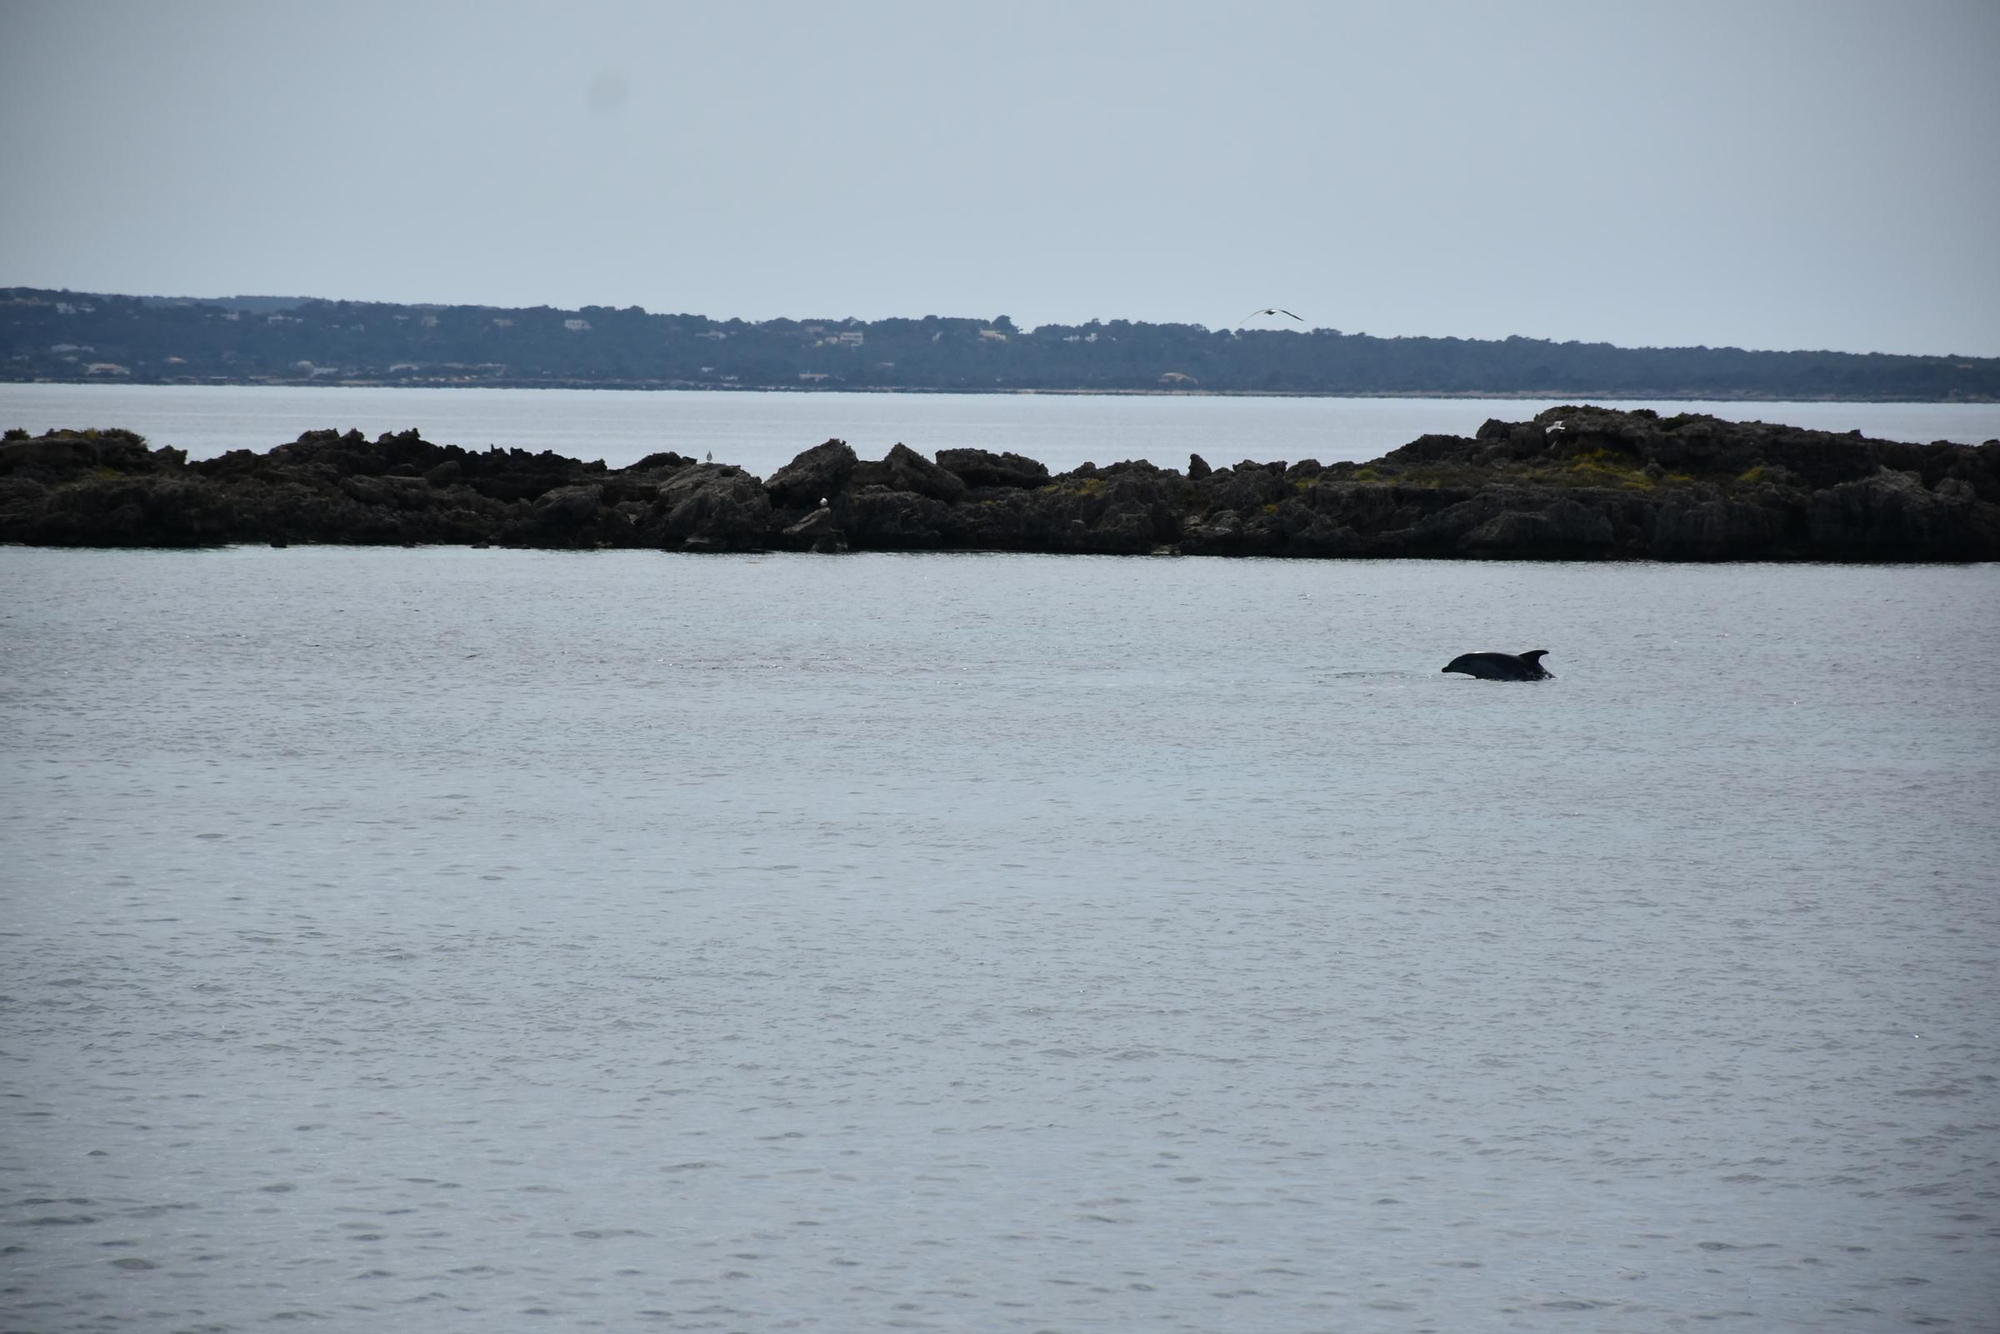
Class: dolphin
1442,650,1553,681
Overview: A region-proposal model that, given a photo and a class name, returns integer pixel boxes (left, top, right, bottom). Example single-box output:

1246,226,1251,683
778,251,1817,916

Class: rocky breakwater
3,408,1997,560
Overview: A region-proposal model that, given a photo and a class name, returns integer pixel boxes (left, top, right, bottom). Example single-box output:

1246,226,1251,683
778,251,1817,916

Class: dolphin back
1442,650,1554,681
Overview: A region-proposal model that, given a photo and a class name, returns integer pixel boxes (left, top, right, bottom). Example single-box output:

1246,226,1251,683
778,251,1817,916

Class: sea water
2,547,1996,1332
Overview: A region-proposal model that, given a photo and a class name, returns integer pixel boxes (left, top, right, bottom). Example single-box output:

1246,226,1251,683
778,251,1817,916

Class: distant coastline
7,288,1996,403
7,379,1977,405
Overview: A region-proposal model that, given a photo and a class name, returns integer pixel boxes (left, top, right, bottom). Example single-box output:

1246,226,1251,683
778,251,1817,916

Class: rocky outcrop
763,439,856,509
1460,496,1619,558
780,505,847,554
1805,467,2000,560
4,409,1997,560
648,465,772,550
877,443,968,504
936,448,1050,490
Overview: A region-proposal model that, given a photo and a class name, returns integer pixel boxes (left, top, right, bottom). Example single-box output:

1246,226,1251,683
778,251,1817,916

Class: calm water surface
2,548,1996,1332
5,383,1999,477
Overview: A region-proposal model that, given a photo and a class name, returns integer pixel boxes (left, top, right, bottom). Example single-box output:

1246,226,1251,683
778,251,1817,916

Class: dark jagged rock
632,450,698,471
935,447,1049,490
0,427,165,479
649,465,770,549
838,487,961,549
1194,460,1288,514
1460,497,1618,558
533,484,604,530
780,506,847,553
4,410,1997,560
880,443,968,504
1805,466,2000,561
765,439,857,510
1652,494,1787,560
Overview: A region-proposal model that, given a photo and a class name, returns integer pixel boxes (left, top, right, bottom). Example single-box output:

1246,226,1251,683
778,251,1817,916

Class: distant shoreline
8,287,1996,403
6,376,1994,405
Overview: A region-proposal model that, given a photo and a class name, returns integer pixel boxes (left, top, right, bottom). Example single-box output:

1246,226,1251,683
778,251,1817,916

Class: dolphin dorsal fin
1519,650,1549,662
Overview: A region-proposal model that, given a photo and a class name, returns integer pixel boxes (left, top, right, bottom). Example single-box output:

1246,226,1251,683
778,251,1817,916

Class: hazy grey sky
4,0,1997,355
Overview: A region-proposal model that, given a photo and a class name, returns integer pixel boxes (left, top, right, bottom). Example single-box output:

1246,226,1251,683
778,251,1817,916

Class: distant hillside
5,288,1996,400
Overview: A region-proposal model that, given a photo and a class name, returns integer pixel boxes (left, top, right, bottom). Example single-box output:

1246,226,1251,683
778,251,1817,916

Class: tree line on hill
4,287,1995,400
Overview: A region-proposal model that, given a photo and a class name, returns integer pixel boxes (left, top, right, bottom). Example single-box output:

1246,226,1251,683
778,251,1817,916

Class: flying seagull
1243,307,1303,322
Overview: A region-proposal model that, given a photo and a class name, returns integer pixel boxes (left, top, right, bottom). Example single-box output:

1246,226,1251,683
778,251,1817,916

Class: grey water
5,383,1999,477
3,546,1997,1333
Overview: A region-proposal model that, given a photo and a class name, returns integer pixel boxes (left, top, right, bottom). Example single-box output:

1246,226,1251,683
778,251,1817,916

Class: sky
3,0,1997,356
